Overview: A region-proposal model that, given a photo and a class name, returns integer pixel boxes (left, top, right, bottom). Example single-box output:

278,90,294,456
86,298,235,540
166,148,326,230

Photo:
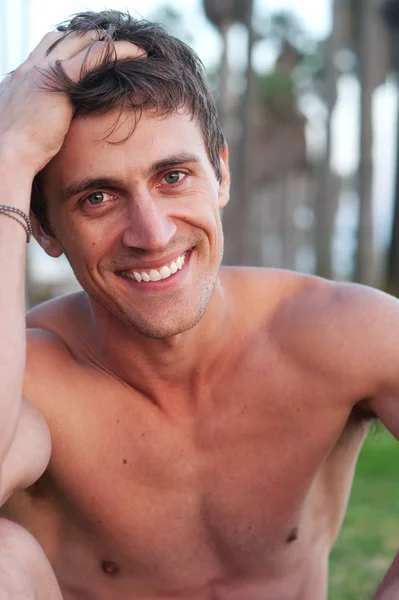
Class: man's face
37,109,230,339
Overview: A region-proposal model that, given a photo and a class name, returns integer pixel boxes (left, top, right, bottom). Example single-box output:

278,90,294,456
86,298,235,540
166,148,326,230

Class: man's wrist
0,137,40,179
0,144,37,212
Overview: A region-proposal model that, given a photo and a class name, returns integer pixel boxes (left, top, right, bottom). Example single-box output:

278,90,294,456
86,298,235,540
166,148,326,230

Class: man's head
32,11,230,339
31,10,226,235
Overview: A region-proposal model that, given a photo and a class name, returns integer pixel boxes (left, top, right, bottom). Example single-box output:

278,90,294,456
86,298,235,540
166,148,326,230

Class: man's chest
31,368,356,578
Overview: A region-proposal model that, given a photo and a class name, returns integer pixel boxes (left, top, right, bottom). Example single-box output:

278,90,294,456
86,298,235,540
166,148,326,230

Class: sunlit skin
4,24,399,600
0,105,385,600
38,108,230,343
374,551,399,599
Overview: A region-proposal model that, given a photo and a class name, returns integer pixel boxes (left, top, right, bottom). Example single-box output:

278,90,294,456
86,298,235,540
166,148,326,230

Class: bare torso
2,268,372,599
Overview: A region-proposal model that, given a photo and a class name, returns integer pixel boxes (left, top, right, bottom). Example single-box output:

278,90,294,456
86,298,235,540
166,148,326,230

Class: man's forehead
42,108,210,191
65,107,202,146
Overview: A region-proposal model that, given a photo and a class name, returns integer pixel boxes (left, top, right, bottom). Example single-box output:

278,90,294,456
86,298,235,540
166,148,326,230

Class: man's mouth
119,251,187,283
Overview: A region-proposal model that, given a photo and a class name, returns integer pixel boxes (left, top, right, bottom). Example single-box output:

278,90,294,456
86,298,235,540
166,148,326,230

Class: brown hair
31,10,225,234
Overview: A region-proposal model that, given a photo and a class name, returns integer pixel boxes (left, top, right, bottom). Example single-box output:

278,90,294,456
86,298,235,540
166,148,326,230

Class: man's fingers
60,40,147,82
26,30,105,66
0,74,11,93
46,30,108,61
26,32,65,64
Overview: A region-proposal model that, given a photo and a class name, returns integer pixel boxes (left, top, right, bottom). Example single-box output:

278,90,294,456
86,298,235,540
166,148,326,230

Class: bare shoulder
222,266,399,400
24,292,89,403
265,269,399,401
270,271,398,355
220,266,310,318
26,291,89,364
220,266,332,322
220,265,305,293
26,290,87,337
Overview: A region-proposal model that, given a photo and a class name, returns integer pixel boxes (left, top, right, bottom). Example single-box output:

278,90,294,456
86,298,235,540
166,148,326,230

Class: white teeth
149,270,161,282
124,252,188,283
160,266,171,279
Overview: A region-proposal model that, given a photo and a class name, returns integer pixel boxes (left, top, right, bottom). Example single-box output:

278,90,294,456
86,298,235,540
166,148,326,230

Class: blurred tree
348,0,389,286
381,0,399,294
314,0,341,279
249,38,313,270
219,5,323,267
202,0,246,126
236,0,256,265
148,4,194,45
354,0,375,285
202,0,256,265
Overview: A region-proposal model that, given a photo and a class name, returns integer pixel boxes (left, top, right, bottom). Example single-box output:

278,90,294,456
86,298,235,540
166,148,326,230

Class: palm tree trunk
315,0,340,279
217,21,230,129
355,0,375,285
223,0,255,265
240,0,257,265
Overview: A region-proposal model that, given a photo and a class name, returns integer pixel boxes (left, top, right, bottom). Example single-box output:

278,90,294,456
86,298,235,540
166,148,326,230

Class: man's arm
0,518,62,600
311,281,399,599
0,397,51,505
0,125,57,600
0,157,35,478
0,27,146,599
373,553,399,599
0,28,77,490
0,25,145,501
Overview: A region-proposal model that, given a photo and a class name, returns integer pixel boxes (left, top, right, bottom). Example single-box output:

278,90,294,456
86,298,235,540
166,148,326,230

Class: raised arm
0,27,146,599
0,28,86,497
0,28,146,501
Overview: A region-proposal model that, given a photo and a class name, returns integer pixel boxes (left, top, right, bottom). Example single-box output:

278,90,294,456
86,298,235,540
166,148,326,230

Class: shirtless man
1,9,399,600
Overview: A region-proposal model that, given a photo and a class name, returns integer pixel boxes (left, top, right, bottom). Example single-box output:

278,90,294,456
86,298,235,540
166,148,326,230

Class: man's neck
84,280,235,409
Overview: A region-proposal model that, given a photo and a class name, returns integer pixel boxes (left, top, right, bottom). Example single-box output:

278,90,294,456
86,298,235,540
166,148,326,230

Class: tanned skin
0,29,399,600
374,550,399,599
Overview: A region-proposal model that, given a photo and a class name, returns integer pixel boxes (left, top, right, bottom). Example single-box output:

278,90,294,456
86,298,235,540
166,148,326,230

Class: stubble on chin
86,271,218,340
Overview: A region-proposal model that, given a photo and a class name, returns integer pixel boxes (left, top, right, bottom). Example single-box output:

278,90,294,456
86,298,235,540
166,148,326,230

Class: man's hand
0,30,145,175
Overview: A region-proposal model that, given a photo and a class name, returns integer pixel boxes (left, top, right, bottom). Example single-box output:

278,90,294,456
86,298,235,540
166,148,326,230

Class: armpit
350,401,377,422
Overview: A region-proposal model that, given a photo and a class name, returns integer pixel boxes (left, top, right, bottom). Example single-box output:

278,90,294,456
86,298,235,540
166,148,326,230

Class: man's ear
218,145,230,209
30,213,63,258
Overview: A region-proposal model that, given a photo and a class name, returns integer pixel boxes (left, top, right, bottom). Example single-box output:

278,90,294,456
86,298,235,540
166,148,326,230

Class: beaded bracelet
0,204,32,242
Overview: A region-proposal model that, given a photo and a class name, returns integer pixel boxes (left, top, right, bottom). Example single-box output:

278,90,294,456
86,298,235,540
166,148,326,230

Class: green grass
329,427,399,600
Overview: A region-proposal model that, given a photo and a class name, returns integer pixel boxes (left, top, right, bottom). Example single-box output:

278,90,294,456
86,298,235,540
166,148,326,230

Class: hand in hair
0,29,145,175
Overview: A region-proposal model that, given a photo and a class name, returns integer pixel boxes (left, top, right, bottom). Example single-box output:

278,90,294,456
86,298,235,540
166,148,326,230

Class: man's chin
88,271,217,339
119,310,207,340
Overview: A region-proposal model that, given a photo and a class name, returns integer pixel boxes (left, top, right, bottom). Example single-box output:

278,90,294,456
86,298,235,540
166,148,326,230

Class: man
0,9,398,600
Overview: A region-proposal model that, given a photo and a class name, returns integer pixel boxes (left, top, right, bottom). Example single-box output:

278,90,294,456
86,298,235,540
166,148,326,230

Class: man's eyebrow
61,177,126,202
148,153,201,174
60,154,201,201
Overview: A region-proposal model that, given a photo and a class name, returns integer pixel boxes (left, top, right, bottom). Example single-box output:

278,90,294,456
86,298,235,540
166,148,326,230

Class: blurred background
1,0,399,597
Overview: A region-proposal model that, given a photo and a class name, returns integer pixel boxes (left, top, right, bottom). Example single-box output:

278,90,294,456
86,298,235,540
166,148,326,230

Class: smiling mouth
120,251,188,283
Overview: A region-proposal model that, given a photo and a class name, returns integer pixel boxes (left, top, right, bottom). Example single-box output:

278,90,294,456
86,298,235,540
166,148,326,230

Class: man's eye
163,171,184,185
85,192,109,205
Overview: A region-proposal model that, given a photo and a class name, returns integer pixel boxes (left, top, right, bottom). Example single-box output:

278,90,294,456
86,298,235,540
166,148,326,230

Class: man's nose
121,195,177,251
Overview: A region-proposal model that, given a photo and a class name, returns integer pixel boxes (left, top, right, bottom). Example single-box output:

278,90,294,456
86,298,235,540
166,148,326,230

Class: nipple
101,560,120,576
286,527,299,543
